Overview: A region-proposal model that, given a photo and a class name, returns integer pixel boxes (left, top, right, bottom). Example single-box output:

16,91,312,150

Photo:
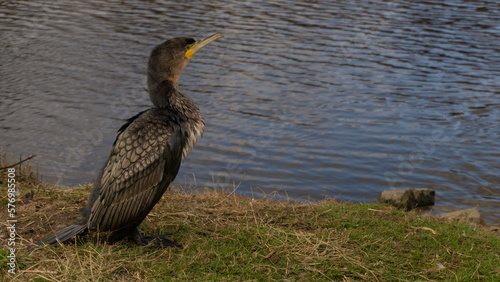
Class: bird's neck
148,79,201,119
148,79,180,109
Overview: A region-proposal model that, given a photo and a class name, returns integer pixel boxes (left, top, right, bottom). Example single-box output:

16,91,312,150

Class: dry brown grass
1,153,499,281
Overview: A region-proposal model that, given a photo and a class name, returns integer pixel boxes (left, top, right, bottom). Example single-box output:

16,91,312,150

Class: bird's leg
130,227,182,248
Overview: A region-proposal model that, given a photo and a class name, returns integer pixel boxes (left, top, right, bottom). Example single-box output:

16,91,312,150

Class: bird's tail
35,224,88,246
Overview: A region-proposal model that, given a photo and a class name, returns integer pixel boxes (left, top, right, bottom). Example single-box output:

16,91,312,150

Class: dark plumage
35,33,223,248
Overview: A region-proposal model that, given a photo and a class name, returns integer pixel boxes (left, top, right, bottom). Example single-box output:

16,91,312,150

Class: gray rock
379,188,435,211
435,208,482,225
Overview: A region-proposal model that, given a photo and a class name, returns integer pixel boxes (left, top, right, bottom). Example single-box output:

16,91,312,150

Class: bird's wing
88,110,185,231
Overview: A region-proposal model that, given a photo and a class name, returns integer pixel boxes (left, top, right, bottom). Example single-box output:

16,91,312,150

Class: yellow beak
185,33,224,59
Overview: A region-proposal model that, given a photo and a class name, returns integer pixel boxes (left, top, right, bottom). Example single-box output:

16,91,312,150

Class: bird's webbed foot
130,227,182,248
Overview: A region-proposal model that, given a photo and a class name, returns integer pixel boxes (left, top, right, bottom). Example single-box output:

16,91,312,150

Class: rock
435,208,482,225
379,188,435,211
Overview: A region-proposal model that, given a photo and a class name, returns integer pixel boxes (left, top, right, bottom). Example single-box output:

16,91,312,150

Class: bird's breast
181,116,205,160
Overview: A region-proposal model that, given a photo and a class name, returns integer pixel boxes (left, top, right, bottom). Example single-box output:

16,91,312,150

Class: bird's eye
186,44,192,50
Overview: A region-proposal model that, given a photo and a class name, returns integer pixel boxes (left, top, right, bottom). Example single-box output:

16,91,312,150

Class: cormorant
36,33,223,248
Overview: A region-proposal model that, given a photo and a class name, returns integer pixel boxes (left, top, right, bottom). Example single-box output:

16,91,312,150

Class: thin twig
0,154,36,169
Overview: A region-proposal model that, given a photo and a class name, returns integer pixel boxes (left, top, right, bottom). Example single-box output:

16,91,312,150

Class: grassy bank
0,155,499,281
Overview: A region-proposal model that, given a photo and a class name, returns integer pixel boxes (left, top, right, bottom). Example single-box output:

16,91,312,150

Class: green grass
1,154,499,281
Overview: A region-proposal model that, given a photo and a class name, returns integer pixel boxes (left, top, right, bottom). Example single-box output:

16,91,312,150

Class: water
1,0,499,224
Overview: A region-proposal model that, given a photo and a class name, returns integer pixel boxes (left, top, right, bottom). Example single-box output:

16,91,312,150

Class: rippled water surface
1,0,499,224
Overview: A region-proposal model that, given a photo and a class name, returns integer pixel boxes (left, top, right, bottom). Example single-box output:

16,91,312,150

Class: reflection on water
1,0,499,224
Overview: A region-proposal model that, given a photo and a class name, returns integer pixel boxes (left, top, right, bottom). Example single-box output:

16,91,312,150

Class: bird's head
147,33,223,93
